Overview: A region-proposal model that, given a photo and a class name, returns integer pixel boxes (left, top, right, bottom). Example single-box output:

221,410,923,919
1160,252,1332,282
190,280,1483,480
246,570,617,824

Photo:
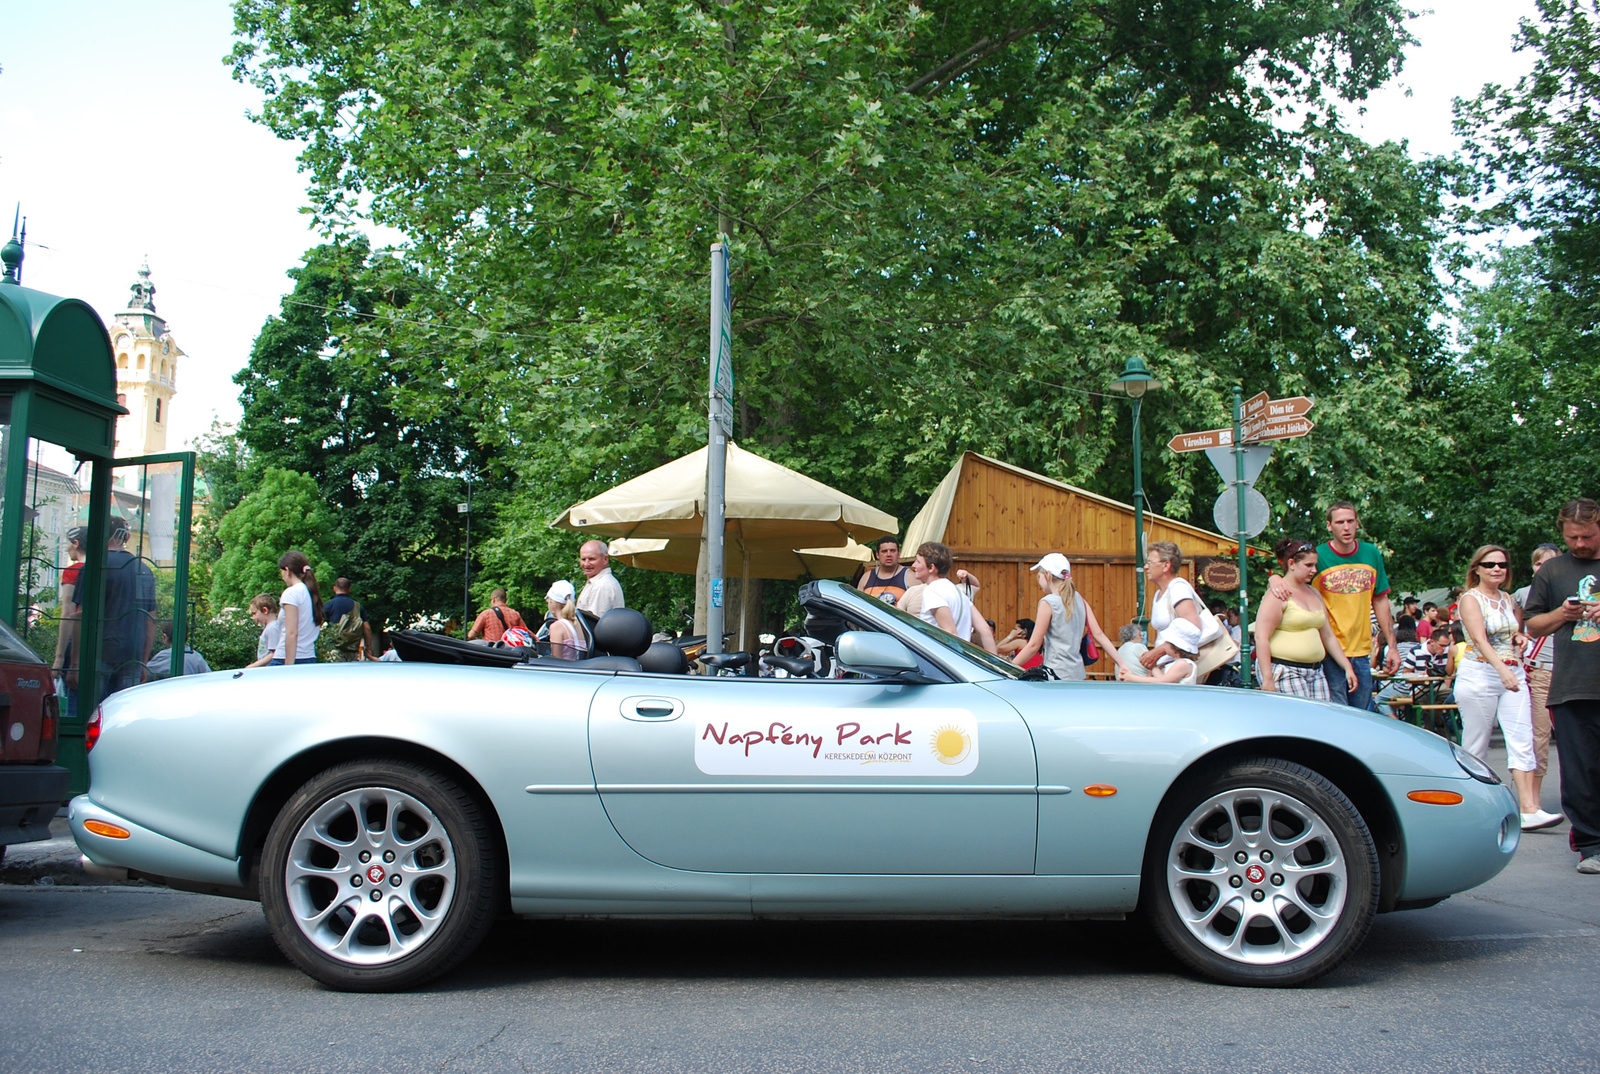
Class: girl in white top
273,549,324,665
1457,543,1554,830
543,580,589,660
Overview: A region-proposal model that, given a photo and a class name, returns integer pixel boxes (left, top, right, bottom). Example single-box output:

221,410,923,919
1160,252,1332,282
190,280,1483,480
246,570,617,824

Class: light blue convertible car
71,580,1518,991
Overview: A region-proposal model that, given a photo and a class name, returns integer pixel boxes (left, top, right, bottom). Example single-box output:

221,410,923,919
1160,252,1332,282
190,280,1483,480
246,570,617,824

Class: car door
588,674,1038,875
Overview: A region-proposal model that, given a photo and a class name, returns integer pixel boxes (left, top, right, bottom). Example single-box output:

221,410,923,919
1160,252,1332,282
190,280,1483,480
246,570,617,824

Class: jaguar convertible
71,580,1518,991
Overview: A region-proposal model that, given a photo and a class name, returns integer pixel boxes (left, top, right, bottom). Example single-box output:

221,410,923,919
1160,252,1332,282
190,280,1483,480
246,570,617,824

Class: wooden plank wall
934,456,1232,663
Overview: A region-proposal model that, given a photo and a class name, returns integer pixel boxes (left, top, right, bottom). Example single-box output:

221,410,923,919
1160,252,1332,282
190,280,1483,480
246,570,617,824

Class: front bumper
1396,778,1520,902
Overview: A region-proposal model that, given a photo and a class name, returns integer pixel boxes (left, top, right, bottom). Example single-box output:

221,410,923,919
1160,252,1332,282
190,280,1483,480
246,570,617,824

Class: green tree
209,467,343,611
233,240,498,624
1412,0,1600,577
230,0,1455,597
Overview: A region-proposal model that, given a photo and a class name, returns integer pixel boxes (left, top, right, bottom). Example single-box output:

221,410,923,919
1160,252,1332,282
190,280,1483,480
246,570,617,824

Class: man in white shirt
910,542,974,641
576,539,625,617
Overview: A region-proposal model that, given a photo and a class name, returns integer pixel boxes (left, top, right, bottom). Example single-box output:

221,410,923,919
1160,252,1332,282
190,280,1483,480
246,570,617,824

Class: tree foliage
1418,0,1600,579
208,467,343,611
229,0,1459,603
231,240,500,623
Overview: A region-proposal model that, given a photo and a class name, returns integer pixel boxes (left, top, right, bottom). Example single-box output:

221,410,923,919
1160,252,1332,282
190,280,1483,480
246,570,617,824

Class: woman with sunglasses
1457,544,1556,829
1254,538,1357,699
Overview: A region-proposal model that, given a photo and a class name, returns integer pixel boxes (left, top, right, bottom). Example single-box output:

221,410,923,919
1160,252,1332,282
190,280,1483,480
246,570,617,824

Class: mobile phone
1567,597,1584,607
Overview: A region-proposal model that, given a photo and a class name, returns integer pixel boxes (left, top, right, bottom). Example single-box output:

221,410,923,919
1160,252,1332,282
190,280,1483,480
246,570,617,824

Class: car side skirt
509,874,1138,917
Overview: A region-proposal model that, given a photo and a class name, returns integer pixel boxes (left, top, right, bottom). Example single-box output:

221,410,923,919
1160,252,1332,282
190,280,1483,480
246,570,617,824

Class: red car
0,616,66,861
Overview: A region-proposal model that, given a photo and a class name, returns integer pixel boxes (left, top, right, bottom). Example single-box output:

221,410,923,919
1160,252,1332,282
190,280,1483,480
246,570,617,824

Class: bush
190,609,268,671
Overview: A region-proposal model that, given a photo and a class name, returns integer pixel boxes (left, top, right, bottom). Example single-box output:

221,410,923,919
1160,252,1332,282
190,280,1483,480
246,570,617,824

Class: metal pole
1132,394,1147,630
462,476,472,637
706,243,731,656
1233,387,1253,688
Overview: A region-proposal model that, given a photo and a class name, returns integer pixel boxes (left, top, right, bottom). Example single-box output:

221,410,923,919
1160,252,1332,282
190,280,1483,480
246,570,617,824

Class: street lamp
1108,356,1162,630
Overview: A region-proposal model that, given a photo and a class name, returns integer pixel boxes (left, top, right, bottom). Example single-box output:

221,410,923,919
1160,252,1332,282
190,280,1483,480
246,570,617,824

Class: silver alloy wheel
1165,786,1349,966
283,786,458,965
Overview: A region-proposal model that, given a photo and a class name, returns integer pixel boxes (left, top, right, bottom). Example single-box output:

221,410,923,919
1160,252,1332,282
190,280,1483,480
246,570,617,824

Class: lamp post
1108,356,1162,631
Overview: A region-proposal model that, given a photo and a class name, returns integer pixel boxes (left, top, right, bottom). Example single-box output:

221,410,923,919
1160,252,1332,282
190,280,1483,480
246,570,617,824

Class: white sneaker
1578,855,1600,875
1520,809,1565,831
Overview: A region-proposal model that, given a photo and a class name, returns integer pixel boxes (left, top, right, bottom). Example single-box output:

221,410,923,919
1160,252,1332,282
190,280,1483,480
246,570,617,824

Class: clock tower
109,260,181,458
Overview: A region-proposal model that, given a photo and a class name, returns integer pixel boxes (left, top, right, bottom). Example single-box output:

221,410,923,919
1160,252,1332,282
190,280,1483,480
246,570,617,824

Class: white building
109,261,181,459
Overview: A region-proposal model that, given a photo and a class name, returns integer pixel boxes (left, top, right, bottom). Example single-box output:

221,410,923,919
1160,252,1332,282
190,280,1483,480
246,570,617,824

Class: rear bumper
69,794,246,890
0,765,70,846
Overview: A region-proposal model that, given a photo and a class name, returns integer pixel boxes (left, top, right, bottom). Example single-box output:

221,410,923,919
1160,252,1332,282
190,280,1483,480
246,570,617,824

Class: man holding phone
1524,497,1600,875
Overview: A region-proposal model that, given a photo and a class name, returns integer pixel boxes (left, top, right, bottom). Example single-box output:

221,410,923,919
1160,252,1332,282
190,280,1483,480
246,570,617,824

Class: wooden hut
902,453,1236,646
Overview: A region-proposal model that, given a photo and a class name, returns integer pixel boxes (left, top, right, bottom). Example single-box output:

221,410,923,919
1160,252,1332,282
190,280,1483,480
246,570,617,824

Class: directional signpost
1168,389,1318,688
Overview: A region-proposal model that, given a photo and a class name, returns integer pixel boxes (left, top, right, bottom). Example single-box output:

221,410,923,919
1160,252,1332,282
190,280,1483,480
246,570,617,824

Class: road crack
437,1021,511,1072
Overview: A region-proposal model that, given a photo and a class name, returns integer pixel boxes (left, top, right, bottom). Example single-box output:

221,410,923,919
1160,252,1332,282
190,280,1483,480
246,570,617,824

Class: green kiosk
0,220,194,795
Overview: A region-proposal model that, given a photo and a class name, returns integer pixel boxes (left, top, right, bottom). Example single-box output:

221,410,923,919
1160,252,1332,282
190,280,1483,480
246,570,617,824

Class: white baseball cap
1031,552,1072,578
547,579,576,605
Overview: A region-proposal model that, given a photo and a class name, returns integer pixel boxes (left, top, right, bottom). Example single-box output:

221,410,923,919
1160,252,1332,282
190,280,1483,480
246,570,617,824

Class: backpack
335,604,366,652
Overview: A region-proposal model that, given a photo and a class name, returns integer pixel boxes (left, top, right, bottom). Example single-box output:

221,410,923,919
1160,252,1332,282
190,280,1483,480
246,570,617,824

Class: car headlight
1451,743,1501,784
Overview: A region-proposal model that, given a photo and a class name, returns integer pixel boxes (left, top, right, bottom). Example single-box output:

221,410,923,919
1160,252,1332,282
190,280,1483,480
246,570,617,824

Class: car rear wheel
260,760,500,991
1142,758,1379,986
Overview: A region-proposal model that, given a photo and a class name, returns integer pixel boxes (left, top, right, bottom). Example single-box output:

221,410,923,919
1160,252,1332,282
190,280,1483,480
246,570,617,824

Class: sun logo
931,724,972,766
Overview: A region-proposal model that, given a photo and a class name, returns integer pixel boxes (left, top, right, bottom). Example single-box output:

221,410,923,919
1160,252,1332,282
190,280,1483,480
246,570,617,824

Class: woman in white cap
1009,553,1127,681
544,580,588,660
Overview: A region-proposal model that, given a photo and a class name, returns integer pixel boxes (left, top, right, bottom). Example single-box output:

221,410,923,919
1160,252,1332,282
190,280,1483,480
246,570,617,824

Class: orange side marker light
1084,785,1118,797
1407,790,1464,806
83,820,131,839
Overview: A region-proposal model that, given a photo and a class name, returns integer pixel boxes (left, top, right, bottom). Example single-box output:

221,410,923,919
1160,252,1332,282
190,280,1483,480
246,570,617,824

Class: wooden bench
1414,703,1461,743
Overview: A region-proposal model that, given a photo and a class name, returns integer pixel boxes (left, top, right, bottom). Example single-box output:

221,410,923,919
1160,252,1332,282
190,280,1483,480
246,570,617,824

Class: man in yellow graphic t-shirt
1313,502,1400,709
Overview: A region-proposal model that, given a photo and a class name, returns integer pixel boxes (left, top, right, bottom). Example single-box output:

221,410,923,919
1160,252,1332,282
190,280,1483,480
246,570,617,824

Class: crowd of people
847,497,1600,877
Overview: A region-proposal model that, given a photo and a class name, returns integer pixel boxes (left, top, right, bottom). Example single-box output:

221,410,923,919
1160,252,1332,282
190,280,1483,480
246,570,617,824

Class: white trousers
1455,658,1535,771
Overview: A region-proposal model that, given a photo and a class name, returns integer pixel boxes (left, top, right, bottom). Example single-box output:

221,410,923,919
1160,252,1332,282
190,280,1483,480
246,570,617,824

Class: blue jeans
1324,653,1375,710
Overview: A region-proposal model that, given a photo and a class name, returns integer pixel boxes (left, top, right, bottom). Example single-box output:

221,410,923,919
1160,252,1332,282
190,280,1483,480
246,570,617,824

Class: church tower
109,260,182,458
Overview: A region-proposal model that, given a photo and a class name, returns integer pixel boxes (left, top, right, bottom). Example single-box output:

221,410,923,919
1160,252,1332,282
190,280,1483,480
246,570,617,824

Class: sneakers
1521,809,1566,831
1578,855,1600,875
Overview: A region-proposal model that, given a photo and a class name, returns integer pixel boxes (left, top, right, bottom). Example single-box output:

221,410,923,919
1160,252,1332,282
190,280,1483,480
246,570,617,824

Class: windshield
866,595,1023,678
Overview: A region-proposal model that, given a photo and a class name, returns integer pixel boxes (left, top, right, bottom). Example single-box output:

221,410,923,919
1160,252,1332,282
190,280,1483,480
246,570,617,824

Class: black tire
260,759,500,991
1141,757,1379,987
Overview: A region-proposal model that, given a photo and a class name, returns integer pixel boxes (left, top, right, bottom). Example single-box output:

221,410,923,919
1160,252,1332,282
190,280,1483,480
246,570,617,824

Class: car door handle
622,696,683,722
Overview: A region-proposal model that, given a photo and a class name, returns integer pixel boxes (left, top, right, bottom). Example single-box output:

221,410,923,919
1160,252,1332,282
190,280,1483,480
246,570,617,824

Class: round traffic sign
1213,486,1270,538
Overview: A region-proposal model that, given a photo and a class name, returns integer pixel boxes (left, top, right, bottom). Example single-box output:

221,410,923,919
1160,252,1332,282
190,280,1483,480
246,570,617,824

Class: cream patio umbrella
608,535,875,581
553,442,897,546
553,443,897,649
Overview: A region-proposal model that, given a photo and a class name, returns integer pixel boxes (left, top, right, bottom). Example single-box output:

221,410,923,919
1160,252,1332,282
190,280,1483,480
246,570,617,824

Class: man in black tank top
855,536,911,606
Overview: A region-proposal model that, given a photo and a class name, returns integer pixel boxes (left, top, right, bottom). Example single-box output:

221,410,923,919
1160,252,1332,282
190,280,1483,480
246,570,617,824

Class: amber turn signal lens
1406,790,1464,806
1084,785,1118,797
83,820,132,839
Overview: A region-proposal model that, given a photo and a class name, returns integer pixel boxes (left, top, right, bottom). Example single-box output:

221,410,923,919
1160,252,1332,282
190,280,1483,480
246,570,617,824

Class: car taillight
85,706,102,753
39,693,58,761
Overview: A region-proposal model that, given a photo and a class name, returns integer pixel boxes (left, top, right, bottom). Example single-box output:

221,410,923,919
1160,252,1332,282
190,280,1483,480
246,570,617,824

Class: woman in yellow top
1255,538,1358,699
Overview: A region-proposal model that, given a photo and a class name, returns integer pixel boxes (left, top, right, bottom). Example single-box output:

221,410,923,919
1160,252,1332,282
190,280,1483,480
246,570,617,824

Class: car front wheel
1142,758,1379,986
260,759,500,991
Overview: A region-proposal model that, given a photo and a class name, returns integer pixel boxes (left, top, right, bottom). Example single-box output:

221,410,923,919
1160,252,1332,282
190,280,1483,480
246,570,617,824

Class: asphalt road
4,748,1597,1074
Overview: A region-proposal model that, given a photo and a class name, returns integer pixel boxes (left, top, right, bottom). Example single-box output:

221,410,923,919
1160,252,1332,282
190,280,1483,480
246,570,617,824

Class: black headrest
637,641,689,674
592,608,653,658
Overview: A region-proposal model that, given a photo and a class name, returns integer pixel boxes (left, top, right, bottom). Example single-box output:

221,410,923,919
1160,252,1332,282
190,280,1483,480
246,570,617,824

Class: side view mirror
836,631,922,678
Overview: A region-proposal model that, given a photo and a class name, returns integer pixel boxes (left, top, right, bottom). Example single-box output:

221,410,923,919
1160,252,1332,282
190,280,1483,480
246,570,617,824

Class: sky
0,1,1543,454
